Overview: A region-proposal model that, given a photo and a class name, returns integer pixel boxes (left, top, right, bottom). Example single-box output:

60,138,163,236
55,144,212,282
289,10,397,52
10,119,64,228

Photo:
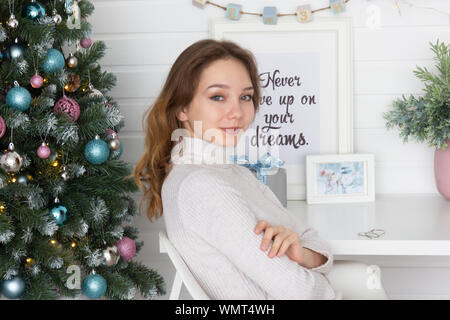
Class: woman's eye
211,95,224,101
241,95,253,101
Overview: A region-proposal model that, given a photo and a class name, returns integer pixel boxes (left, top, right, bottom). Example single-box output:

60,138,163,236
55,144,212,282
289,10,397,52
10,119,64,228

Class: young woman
135,39,340,300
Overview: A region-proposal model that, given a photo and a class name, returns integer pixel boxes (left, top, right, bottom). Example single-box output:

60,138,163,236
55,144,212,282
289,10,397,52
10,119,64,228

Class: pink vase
434,138,450,200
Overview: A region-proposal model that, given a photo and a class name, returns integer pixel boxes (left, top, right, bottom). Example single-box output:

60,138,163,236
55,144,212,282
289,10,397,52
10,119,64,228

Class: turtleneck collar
170,135,239,166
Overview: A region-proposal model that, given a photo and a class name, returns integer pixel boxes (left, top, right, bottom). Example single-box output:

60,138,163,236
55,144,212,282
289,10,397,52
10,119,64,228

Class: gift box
230,153,287,208
250,167,287,208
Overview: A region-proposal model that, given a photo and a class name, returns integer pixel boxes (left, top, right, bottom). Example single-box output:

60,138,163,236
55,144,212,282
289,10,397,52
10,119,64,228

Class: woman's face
176,58,255,147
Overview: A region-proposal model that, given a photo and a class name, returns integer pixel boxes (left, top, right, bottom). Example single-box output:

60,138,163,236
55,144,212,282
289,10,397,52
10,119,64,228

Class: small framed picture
306,154,375,204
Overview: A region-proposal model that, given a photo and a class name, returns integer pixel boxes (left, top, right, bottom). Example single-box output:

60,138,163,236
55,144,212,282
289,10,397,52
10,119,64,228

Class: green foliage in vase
384,40,449,150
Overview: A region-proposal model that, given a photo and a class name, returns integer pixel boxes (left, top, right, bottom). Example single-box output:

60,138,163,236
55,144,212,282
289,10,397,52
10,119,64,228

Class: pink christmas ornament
80,38,92,48
54,95,80,121
115,236,136,261
30,73,44,88
37,142,51,159
106,128,118,140
0,116,6,139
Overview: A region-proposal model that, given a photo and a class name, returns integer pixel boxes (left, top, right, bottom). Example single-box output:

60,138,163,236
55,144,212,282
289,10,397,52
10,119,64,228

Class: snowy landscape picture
316,161,365,195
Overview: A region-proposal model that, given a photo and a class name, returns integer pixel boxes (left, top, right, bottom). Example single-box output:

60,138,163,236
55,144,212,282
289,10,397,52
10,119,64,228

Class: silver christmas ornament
108,138,120,151
66,53,78,68
89,88,103,98
61,166,69,181
52,9,62,24
0,142,24,173
103,245,120,266
7,15,19,29
87,83,103,99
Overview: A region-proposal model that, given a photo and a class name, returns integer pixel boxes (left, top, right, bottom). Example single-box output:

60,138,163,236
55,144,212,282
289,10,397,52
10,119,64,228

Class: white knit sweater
162,136,340,300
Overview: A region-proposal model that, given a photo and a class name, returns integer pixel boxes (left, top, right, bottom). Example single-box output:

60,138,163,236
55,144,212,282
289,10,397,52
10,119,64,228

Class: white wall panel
89,0,450,300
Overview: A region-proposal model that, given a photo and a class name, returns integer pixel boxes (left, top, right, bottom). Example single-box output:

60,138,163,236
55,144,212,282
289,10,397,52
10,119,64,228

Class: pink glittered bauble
0,116,6,139
106,128,118,140
54,95,80,121
30,73,44,88
80,38,92,49
115,236,136,261
37,143,51,159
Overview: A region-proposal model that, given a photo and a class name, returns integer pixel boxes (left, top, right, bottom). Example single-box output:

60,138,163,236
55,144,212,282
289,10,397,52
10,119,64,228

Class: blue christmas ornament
85,136,110,164
22,1,46,20
5,39,25,60
82,274,107,299
50,204,67,226
6,85,32,111
1,276,26,299
42,49,65,73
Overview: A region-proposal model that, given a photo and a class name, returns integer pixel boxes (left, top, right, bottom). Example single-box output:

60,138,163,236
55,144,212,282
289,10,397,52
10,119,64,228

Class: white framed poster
211,16,354,200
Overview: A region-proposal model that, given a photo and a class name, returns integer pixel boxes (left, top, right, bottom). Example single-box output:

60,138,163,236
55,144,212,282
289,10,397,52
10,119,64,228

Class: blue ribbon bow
229,152,285,185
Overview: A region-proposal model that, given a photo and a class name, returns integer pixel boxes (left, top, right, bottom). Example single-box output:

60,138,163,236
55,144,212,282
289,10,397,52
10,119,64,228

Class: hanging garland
192,0,450,24
192,0,351,24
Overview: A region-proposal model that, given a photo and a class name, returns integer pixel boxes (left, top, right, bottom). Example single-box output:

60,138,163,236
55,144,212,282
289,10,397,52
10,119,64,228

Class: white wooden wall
90,0,450,300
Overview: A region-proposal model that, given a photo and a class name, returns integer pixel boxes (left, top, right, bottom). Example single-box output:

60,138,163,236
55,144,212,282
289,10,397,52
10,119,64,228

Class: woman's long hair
134,39,261,222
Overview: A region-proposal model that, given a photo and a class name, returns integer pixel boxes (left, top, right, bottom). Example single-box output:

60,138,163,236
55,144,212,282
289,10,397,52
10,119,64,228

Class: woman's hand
254,220,304,264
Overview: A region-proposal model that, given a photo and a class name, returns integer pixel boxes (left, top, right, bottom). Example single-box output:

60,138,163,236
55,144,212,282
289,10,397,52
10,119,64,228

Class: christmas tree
0,0,166,299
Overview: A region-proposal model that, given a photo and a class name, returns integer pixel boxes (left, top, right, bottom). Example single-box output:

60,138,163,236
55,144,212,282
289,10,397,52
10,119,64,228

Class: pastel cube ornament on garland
297,4,313,22
263,6,277,25
192,0,207,9
226,3,241,20
330,0,346,14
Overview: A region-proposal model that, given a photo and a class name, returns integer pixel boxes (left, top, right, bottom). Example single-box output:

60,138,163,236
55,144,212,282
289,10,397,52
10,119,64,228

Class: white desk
287,194,450,256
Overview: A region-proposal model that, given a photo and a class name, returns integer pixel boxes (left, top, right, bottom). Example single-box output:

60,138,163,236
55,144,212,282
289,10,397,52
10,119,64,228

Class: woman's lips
221,127,241,136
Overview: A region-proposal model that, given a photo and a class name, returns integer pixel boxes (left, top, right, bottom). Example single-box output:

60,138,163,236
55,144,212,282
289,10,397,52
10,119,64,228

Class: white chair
159,229,210,299
159,229,389,300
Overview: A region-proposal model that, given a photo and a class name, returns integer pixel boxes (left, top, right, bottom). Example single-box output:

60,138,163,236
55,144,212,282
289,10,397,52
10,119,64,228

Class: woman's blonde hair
134,39,261,222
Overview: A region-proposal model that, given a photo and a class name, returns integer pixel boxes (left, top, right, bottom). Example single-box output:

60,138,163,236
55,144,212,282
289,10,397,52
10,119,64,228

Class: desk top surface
286,194,450,256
